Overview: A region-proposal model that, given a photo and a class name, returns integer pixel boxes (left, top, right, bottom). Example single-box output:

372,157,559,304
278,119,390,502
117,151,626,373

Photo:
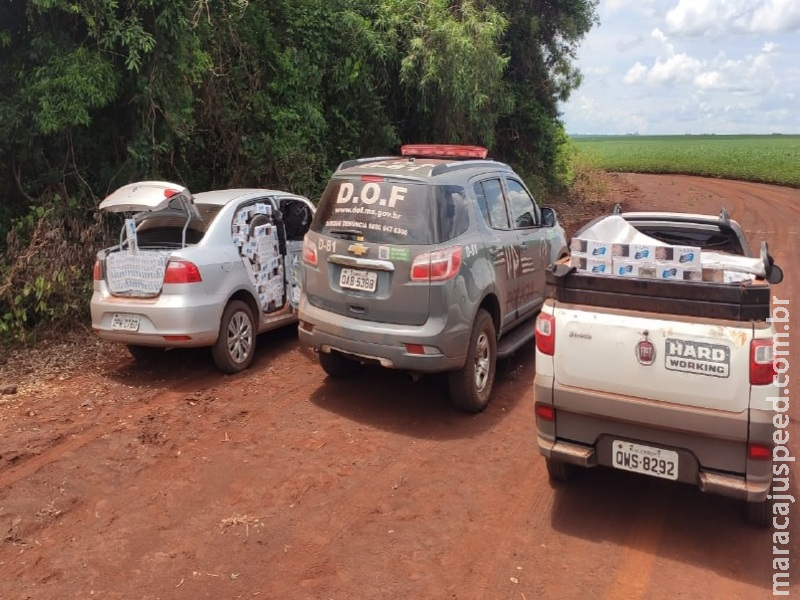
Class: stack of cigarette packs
569,237,720,282
232,203,286,312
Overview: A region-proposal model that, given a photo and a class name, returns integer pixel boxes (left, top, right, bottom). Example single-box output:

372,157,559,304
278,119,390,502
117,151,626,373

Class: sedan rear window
311,178,468,245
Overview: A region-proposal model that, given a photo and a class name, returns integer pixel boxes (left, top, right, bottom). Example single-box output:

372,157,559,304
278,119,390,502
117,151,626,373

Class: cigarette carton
571,255,612,275
612,259,657,278
571,239,613,258
654,245,701,265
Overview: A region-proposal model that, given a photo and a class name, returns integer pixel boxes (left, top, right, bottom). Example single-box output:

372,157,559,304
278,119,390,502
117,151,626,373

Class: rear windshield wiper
328,228,364,240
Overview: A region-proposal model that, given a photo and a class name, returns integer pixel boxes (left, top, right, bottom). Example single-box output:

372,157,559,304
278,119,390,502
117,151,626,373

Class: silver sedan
91,181,315,373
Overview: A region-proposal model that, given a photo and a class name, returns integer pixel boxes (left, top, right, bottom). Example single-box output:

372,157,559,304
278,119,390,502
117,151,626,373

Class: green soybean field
571,134,800,188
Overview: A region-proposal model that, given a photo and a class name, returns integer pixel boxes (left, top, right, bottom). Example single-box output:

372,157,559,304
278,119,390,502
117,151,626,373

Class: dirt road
1,174,797,599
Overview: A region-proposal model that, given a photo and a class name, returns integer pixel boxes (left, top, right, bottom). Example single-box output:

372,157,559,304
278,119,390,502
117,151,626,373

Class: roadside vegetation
0,0,599,348
570,135,800,188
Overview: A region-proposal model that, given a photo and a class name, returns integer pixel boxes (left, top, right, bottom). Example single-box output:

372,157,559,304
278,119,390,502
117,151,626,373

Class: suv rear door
503,176,548,319
305,176,439,326
472,177,521,330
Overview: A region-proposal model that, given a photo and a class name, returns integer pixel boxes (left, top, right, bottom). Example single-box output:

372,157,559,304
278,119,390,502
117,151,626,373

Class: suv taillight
535,313,555,356
93,260,103,281
163,260,202,284
410,247,462,282
750,339,775,385
302,236,318,267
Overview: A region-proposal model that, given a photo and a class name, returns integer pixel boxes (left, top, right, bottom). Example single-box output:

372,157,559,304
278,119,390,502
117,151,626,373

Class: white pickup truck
533,207,785,526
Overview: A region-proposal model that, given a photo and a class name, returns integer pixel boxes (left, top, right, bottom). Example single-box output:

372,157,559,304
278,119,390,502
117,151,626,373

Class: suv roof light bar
401,144,488,160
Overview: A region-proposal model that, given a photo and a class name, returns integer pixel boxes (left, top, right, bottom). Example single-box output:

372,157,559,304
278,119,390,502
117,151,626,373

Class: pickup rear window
623,221,748,256
311,178,469,245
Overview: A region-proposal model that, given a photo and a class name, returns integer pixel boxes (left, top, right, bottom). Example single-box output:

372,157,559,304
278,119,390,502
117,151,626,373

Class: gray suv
298,145,568,412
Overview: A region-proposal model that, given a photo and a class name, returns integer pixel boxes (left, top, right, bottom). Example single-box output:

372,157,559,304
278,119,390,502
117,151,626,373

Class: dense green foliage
571,135,800,188
0,0,598,344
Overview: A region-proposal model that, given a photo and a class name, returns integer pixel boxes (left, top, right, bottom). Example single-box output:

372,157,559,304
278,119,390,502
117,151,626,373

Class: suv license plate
612,440,678,481
340,268,377,292
111,313,141,332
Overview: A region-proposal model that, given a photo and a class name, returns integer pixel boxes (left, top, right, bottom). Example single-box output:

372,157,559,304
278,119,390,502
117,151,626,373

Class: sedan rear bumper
90,289,222,348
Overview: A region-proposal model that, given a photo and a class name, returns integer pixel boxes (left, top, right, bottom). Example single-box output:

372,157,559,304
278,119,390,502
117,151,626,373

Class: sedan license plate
612,440,678,481
340,268,377,292
111,313,141,332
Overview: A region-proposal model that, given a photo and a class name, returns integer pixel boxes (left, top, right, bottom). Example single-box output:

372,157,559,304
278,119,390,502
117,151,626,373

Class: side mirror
541,206,557,227
761,241,783,284
768,264,784,285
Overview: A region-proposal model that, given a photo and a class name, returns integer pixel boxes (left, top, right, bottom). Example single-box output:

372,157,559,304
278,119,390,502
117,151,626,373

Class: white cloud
558,0,800,134
750,0,800,34
623,62,648,85
649,54,703,85
666,0,800,38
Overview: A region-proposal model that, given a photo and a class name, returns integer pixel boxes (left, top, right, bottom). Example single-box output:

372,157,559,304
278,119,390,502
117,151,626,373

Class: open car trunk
99,181,205,298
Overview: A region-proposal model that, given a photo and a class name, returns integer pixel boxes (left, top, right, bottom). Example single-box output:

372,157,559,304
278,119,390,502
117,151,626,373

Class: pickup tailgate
552,305,751,411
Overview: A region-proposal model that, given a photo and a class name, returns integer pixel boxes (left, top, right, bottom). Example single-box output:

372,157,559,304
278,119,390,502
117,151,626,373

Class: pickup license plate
340,268,377,292
111,313,141,332
612,440,679,481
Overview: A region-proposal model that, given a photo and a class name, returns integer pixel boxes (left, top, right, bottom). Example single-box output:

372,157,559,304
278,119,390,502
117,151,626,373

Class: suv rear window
311,178,468,245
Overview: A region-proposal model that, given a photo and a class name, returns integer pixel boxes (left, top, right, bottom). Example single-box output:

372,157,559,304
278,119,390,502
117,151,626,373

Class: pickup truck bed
533,210,784,527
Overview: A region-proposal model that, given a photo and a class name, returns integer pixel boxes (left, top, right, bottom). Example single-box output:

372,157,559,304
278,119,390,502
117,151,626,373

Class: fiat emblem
636,335,656,365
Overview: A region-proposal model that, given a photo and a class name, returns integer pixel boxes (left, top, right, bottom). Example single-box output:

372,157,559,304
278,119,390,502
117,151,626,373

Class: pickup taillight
535,313,555,356
750,339,775,385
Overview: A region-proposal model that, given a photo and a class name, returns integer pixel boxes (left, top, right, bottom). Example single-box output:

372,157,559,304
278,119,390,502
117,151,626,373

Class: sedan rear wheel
126,345,166,362
212,300,256,374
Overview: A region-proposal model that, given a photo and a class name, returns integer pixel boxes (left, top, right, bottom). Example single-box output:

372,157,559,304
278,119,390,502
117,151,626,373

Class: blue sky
559,0,800,135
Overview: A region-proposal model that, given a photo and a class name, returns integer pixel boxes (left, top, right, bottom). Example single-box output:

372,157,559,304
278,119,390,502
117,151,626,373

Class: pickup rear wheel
212,300,256,374
448,309,496,413
319,350,359,378
746,498,771,527
545,458,576,482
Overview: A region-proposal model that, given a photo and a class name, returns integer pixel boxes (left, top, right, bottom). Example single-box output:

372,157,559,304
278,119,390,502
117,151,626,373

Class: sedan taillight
163,260,202,284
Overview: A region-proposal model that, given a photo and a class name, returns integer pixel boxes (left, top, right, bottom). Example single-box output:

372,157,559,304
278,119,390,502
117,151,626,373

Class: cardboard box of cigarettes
612,259,657,278
655,263,702,281
611,243,658,261
702,264,724,283
570,254,612,275
654,245,701,265
571,239,613,258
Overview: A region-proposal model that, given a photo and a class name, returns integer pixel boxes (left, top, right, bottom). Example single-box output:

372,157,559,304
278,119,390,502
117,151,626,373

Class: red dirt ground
0,174,798,600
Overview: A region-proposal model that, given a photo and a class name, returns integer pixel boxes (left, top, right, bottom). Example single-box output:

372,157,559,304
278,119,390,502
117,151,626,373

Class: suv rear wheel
319,350,359,378
448,309,496,413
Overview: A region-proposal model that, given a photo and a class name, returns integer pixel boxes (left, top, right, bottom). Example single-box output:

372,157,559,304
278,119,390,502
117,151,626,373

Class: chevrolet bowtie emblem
348,243,369,256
